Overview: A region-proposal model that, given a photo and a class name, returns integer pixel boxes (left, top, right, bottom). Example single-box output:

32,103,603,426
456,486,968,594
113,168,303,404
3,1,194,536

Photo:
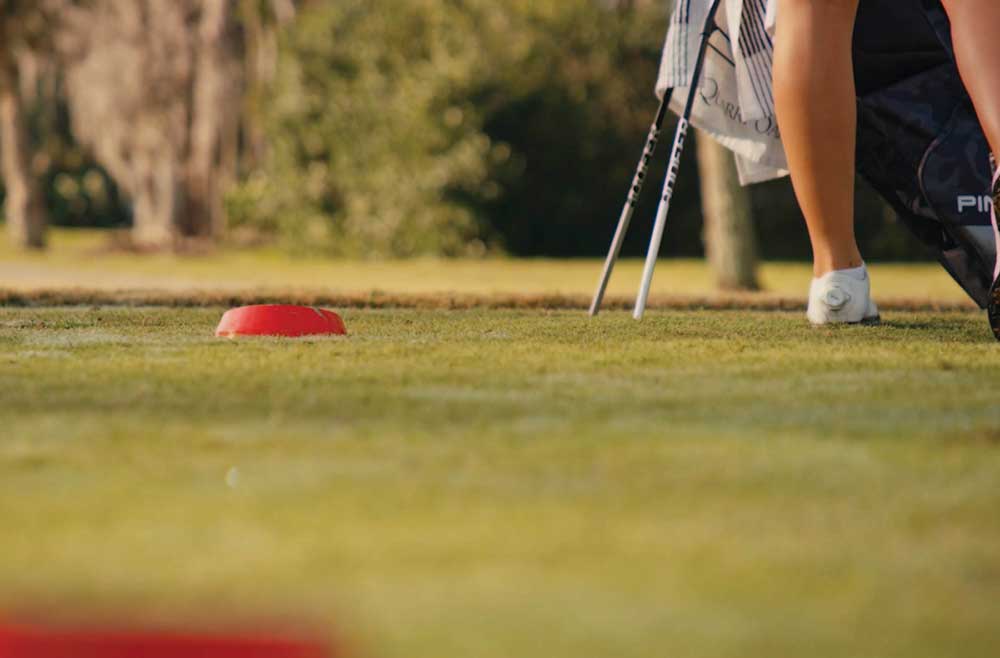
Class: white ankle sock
818,264,867,282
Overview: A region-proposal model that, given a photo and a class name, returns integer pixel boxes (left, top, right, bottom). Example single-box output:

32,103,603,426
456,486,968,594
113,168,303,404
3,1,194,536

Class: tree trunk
130,142,181,246
184,0,232,239
0,58,47,249
696,131,759,291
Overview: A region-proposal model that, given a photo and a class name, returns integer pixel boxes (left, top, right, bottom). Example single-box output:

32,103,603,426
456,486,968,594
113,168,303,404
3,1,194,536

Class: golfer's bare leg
773,0,862,277
942,0,1000,158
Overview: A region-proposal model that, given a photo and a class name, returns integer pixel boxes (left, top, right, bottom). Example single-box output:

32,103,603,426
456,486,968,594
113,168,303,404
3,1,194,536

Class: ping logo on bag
957,195,994,213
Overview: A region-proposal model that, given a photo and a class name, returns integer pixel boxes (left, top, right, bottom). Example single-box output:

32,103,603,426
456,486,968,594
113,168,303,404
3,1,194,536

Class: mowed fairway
2,305,1000,658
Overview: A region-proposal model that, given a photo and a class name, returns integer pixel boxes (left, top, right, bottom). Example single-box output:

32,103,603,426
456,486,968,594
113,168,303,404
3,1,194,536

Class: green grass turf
2,306,999,657
0,229,975,303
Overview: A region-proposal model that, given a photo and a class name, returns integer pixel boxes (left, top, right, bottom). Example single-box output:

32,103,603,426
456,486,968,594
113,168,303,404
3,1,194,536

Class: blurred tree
1,1,129,240
474,0,690,257
185,0,238,238
238,0,298,173
0,0,934,262
695,132,759,291
227,0,501,256
63,0,244,248
228,0,688,258
0,53,46,249
0,0,75,249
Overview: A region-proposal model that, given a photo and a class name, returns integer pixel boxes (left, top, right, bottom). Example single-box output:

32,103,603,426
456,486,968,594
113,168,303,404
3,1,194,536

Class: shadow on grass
867,314,992,345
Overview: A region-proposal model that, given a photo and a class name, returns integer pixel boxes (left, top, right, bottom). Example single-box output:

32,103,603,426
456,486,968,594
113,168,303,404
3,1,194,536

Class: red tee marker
0,622,332,658
216,305,347,338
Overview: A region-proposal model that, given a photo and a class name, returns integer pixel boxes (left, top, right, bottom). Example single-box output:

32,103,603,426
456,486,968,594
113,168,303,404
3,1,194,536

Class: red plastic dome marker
0,621,332,658
215,305,347,338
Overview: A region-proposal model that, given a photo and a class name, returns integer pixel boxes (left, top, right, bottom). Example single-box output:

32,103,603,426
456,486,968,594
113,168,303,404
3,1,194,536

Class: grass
2,305,1000,658
0,229,976,305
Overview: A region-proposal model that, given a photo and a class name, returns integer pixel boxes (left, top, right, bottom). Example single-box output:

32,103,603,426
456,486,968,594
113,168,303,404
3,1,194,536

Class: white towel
657,0,788,184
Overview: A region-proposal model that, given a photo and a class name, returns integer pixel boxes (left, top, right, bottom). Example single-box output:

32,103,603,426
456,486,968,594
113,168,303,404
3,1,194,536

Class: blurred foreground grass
1,306,999,658
0,229,973,303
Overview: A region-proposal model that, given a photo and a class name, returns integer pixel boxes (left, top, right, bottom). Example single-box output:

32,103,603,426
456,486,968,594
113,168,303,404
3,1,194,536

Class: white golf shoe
807,266,880,326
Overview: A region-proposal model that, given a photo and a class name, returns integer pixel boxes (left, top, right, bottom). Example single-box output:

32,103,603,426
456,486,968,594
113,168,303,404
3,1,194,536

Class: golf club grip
633,0,723,320
589,92,673,316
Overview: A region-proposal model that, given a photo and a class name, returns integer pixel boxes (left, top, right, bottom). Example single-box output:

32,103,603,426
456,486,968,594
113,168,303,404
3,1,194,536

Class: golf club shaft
588,91,673,317
633,0,723,320
633,116,690,320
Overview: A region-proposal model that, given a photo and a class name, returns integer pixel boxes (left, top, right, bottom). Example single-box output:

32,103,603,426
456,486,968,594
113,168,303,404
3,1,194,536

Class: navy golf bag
854,0,996,306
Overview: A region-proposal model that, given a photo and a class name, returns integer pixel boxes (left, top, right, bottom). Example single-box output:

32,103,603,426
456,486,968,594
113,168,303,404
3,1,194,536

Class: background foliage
1,0,927,260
